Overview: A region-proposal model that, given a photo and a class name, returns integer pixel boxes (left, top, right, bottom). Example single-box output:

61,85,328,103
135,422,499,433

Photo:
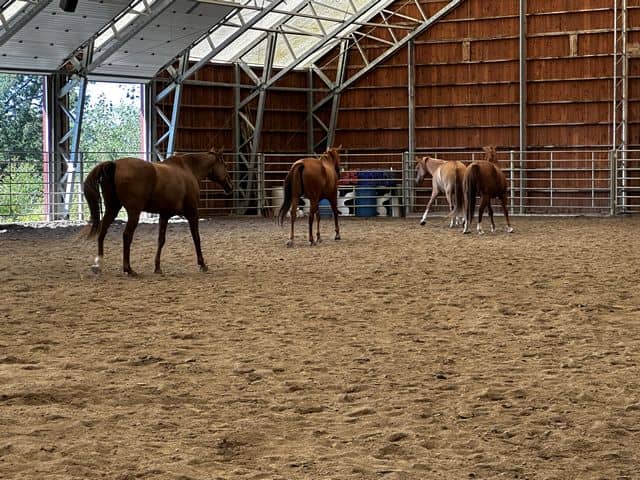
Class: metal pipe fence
0,148,638,223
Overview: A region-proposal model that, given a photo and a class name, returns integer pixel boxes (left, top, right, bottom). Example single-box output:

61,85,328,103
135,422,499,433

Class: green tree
80,86,142,167
0,76,142,221
0,74,43,165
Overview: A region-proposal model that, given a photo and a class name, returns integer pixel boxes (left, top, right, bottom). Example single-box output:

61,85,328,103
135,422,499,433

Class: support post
408,39,416,163
519,0,527,215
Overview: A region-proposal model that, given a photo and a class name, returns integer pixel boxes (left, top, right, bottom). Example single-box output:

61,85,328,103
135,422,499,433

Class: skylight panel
1,0,28,23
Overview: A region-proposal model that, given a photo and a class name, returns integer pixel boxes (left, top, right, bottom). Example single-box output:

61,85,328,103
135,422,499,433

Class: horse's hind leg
445,188,456,228
154,215,169,274
92,205,120,273
499,195,514,233
330,197,340,240
122,210,140,275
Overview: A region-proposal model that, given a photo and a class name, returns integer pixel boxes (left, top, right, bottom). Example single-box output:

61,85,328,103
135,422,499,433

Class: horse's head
326,146,341,175
415,156,428,185
483,145,498,164
207,147,233,195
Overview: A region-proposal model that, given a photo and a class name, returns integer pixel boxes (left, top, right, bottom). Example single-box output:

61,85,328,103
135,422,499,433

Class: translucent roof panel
190,0,396,69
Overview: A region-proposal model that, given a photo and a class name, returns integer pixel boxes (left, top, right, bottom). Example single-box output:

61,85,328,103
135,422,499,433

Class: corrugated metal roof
90,1,231,79
1,0,129,72
0,0,416,81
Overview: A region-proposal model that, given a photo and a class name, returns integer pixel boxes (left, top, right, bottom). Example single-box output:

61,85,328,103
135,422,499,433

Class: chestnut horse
83,148,233,275
415,156,466,227
277,147,341,247
462,146,513,234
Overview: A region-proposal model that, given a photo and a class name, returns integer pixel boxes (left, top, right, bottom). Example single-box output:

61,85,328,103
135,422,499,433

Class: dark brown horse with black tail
277,147,341,247
462,145,513,234
83,148,233,275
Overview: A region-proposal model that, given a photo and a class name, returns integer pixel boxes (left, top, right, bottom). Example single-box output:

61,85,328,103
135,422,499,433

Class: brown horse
83,148,233,275
462,146,513,234
277,147,341,247
415,156,466,227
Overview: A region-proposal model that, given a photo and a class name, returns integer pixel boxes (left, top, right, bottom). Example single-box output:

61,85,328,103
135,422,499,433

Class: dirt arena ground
1,215,639,480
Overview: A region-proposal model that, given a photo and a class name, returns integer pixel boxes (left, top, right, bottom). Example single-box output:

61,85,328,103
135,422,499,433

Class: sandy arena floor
1,215,640,479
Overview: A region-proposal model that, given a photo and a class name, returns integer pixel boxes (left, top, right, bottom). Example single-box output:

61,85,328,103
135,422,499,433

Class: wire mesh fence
0,148,637,224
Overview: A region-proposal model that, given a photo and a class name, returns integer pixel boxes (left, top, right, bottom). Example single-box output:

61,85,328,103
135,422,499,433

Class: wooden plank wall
333,0,640,153
155,64,309,154
165,0,640,214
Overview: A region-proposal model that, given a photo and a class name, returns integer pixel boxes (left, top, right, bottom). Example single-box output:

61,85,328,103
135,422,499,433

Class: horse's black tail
83,161,117,238
278,162,304,226
464,164,478,228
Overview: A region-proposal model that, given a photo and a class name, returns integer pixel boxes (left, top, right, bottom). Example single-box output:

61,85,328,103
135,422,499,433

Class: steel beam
156,0,284,100
47,43,92,219
326,39,347,150
519,0,527,214
307,0,465,115
0,0,52,48
408,38,415,162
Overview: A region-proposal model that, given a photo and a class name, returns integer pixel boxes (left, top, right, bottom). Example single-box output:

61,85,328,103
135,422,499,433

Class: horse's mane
320,148,341,174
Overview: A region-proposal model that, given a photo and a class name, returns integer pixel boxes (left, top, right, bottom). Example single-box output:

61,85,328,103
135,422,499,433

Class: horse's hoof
199,264,208,273
154,268,163,275
419,220,426,226
286,240,293,248
506,226,514,233
126,270,138,277
91,265,101,274
335,234,341,241
462,229,471,235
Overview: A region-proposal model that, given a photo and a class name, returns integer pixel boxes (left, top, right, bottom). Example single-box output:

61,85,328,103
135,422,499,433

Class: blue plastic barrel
319,199,333,218
356,170,385,217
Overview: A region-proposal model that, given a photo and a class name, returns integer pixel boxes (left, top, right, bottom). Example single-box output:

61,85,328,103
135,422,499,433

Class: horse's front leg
122,210,140,275
154,215,169,274
185,208,209,272
315,206,322,244
330,197,340,240
420,183,439,225
487,203,496,233
477,196,490,235
308,201,318,246
499,195,514,233
287,200,298,247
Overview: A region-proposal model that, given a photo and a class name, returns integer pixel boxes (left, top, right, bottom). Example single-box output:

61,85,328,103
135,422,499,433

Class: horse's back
469,161,507,196
299,157,338,199
113,157,193,214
